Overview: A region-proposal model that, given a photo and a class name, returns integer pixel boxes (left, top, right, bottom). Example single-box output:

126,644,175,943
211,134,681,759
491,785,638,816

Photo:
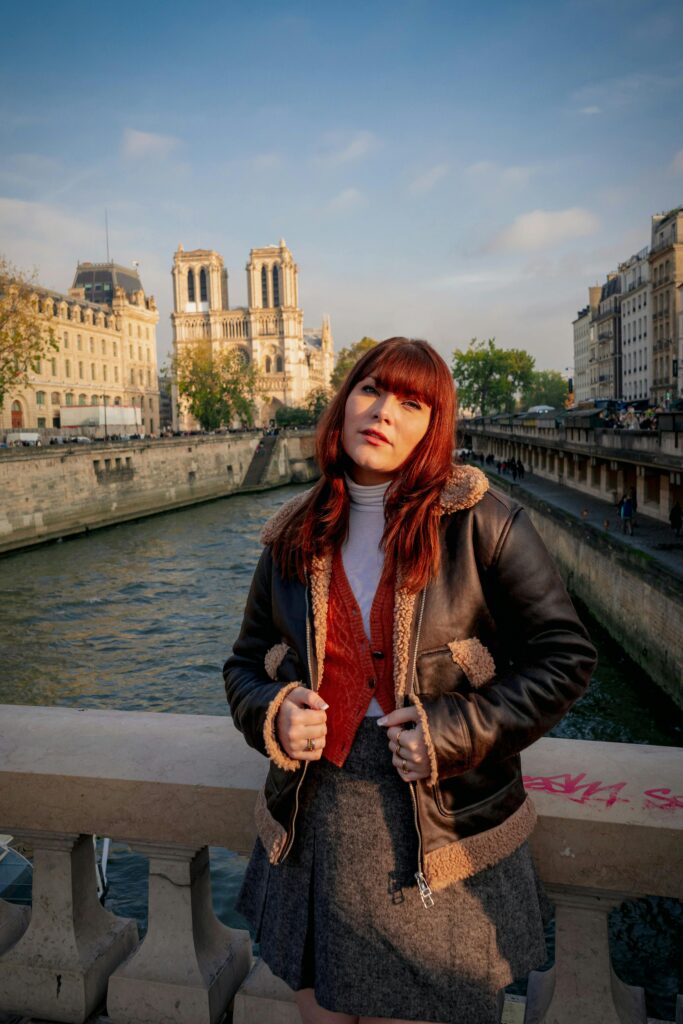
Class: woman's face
342,375,432,485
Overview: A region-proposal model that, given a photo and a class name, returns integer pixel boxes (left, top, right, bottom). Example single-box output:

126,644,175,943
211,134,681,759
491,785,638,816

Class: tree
0,256,58,411
175,342,256,430
520,370,568,411
451,338,535,415
330,336,378,390
274,386,332,428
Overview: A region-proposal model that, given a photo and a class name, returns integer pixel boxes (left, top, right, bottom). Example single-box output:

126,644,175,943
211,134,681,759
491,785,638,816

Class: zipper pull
415,871,434,908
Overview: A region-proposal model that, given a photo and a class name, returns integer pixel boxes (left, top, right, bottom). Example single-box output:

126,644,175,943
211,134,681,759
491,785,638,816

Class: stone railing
0,705,680,1024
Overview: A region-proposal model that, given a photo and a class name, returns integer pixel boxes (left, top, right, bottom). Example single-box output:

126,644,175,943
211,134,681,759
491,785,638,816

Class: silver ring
401,759,408,773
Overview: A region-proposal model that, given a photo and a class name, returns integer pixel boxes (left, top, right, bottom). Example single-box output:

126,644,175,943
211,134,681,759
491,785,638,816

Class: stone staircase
241,434,278,488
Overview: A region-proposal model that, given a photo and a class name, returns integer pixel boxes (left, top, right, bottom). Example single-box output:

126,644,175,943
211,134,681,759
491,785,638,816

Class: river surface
1,485,681,1017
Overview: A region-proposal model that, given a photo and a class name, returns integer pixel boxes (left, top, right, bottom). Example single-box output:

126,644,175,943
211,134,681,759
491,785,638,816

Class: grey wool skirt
236,718,553,1023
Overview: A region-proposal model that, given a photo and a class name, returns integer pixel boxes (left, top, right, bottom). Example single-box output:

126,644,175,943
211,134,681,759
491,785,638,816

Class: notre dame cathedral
171,241,334,429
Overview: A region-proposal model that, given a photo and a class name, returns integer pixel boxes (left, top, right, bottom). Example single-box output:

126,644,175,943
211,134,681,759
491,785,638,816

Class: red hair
271,337,457,592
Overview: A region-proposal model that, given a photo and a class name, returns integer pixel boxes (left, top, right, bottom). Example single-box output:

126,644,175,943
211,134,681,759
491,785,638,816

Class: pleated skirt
236,718,553,1023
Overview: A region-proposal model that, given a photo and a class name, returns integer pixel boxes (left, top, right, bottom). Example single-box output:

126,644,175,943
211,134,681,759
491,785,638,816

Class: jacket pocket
416,637,496,696
433,773,519,818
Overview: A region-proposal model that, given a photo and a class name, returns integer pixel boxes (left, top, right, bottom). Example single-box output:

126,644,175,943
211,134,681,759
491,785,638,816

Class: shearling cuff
410,693,439,786
263,681,302,771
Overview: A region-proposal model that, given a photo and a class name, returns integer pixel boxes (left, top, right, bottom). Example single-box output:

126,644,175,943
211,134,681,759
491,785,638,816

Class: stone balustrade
0,705,681,1024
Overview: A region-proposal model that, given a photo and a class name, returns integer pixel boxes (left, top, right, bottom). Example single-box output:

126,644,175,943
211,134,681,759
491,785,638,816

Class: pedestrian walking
670,501,682,538
224,337,596,1024
619,495,634,536
517,459,525,479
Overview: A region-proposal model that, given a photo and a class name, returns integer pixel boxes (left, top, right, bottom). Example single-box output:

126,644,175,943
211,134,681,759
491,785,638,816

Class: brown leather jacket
223,466,597,905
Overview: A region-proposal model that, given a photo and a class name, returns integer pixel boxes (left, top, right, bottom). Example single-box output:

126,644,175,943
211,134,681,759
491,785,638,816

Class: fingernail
377,717,387,725
320,701,329,710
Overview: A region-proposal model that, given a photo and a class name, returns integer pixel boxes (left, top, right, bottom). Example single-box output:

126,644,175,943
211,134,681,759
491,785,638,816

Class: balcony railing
0,705,681,1024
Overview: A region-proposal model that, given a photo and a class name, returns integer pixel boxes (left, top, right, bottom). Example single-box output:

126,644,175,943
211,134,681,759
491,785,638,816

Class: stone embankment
489,471,683,710
0,430,319,555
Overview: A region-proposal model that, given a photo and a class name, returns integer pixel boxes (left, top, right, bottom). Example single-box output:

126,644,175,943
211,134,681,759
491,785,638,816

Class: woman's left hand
377,706,431,782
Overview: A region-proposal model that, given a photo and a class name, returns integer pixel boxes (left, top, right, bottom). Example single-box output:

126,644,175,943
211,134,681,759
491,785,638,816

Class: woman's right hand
276,686,328,761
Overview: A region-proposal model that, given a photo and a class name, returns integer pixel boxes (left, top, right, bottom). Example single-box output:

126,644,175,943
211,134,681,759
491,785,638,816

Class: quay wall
491,475,683,709
0,431,318,555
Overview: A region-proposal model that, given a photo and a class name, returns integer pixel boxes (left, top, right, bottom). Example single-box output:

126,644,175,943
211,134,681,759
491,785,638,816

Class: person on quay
224,337,597,1024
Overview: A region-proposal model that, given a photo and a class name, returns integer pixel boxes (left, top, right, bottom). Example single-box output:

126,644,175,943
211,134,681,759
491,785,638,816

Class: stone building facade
171,241,333,429
593,273,622,399
573,285,601,403
1,262,160,435
649,208,683,403
618,247,651,403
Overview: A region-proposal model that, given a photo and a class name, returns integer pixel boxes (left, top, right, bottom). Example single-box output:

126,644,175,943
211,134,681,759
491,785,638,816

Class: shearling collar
261,464,488,545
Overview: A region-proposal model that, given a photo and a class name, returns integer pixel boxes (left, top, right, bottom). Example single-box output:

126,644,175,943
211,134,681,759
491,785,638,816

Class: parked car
73,436,93,444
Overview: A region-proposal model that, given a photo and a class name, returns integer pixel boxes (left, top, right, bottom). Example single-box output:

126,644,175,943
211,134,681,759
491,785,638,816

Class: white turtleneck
342,474,390,717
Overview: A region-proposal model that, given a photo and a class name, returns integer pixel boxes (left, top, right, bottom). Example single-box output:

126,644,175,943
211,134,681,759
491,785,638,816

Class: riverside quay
459,407,683,523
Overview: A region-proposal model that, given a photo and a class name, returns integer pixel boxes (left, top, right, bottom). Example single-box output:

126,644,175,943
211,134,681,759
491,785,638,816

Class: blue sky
1,0,682,371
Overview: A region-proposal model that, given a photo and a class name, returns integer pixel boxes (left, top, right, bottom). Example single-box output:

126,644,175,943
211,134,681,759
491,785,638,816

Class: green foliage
520,369,568,410
275,386,332,428
451,338,535,415
330,336,378,391
0,256,58,411
175,342,256,430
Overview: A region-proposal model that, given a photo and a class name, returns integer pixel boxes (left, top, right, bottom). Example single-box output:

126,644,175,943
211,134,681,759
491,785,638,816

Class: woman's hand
377,706,431,782
276,686,328,762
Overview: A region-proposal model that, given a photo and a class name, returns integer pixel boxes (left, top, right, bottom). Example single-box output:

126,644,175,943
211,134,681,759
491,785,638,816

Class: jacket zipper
407,588,434,908
277,582,314,864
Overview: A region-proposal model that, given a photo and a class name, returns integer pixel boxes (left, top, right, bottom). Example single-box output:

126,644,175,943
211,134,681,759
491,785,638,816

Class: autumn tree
275,386,332,428
330,336,378,390
520,370,569,411
0,256,58,411
175,342,256,430
451,338,535,415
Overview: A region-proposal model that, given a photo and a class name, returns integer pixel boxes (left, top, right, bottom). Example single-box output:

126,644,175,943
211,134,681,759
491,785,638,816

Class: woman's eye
361,384,379,394
404,399,421,410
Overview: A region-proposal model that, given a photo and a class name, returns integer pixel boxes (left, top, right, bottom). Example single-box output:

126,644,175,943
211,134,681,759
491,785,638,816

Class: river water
1,485,681,1017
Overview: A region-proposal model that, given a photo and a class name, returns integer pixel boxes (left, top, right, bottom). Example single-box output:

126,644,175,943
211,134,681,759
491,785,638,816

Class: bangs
361,340,442,405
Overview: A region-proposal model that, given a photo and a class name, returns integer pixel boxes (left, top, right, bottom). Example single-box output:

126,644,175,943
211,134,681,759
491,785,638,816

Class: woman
224,338,596,1024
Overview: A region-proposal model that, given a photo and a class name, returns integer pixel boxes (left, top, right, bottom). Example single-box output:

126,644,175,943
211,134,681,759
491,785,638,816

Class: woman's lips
361,429,390,445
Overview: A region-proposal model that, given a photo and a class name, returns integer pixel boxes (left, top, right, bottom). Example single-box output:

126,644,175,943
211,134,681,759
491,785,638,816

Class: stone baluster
0,899,29,956
107,843,252,1024
524,886,647,1024
0,831,138,1024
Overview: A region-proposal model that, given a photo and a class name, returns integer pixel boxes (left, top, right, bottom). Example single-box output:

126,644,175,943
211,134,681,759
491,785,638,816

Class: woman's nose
373,395,395,421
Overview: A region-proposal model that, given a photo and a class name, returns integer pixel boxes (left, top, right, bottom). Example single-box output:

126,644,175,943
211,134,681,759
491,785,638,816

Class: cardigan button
368,678,376,688
372,650,384,659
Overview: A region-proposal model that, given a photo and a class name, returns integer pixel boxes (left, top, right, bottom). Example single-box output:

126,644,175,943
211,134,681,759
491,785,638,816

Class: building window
114,397,121,406
272,265,280,306
37,417,46,428
113,341,117,357
200,267,208,303
147,369,151,386
78,361,84,379
77,336,82,351
138,345,142,361
101,339,106,355
63,332,69,348
276,354,284,373
79,394,87,405
265,355,272,373
146,327,150,340
137,325,141,338
36,391,46,406
89,337,93,353
103,365,108,382
114,366,119,382
139,369,144,385
34,358,41,374
91,363,96,380
51,358,57,375
65,393,73,406
128,324,132,336
130,369,135,384
188,269,195,302
65,359,71,378
148,396,153,409
51,392,60,405
261,265,268,307
129,345,133,359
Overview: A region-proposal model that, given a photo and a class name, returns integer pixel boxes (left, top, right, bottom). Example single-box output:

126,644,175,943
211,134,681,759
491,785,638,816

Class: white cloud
0,196,97,288
488,207,599,253
579,106,601,115
122,129,180,160
464,160,534,188
315,130,378,165
409,163,449,194
570,70,683,114
328,187,365,211
671,149,683,174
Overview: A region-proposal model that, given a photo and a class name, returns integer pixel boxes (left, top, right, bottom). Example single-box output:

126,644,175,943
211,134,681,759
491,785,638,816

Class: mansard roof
71,261,144,307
